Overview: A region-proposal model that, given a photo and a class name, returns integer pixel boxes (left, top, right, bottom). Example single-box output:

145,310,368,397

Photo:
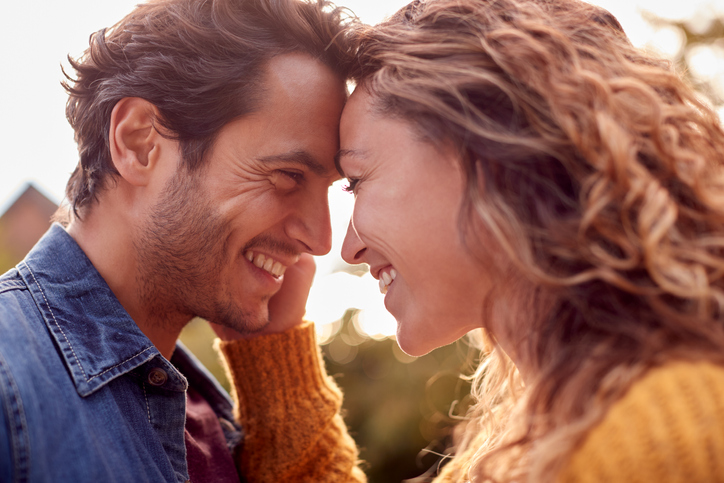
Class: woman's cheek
356,190,389,234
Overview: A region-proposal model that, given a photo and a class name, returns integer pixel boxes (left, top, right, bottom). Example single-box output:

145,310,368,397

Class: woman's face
339,89,494,356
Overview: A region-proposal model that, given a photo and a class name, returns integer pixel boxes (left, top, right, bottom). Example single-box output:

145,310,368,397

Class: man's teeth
244,251,287,278
378,268,397,294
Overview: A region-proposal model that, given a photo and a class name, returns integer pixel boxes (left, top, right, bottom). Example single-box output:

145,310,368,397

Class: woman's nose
341,220,367,264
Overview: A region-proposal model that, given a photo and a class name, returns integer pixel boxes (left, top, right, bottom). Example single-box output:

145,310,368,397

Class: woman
218,0,724,480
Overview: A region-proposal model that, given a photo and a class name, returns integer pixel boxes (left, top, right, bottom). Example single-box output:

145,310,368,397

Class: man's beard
134,168,266,333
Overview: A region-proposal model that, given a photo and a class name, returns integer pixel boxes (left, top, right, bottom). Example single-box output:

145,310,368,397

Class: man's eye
280,170,304,182
343,178,359,194
272,170,304,190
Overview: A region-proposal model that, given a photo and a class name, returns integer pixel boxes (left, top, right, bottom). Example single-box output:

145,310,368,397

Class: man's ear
109,97,164,187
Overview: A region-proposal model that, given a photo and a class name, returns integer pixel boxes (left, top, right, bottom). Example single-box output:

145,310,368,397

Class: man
0,0,353,481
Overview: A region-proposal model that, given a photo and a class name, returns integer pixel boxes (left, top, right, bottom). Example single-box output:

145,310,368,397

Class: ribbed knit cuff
215,322,341,426
215,323,364,482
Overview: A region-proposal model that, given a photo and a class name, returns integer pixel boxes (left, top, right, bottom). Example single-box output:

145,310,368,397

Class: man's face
136,53,345,334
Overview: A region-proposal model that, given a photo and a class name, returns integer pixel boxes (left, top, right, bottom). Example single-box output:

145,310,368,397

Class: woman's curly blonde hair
350,0,724,480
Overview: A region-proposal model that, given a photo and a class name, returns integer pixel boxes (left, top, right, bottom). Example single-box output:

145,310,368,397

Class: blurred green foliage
322,311,477,482
179,318,230,387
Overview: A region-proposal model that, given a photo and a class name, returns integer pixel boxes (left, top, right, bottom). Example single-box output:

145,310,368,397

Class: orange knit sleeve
215,321,367,483
558,361,724,483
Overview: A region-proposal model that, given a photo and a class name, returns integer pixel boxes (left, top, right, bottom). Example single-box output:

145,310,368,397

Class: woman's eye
343,178,360,194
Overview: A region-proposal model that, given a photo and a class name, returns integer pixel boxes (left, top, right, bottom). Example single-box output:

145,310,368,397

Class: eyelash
280,170,304,182
343,178,359,193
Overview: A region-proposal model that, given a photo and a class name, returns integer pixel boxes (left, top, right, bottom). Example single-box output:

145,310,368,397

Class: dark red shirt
184,385,239,483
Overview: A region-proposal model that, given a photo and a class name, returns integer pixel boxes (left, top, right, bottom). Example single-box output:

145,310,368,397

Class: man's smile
244,250,289,278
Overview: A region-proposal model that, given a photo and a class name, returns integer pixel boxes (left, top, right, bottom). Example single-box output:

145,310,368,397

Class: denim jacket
0,224,242,483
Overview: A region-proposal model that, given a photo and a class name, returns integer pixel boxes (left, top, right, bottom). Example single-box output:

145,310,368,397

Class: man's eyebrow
256,151,328,176
334,149,367,177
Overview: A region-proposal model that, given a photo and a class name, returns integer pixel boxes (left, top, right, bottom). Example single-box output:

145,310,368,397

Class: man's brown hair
63,0,355,216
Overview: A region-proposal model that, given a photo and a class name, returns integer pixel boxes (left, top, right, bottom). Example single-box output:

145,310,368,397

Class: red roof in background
0,183,58,272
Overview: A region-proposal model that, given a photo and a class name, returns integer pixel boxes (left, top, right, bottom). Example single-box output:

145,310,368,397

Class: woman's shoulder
559,360,724,482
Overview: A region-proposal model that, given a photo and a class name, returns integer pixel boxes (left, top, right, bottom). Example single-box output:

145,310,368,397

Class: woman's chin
396,318,477,357
395,325,441,357
395,339,433,357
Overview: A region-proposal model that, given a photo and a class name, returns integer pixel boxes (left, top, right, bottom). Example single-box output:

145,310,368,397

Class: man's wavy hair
63,0,355,217
351,0,724,480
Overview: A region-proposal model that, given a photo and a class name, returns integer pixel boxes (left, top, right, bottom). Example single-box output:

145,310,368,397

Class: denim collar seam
86,345,158,383
0,279,25,293
22,260,89,381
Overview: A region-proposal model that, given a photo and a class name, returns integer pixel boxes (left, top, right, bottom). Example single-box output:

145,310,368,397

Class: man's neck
66,204,187,360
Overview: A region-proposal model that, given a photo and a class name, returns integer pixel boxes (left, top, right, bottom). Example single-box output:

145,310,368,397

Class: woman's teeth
244,251,287,278
379,268,397,294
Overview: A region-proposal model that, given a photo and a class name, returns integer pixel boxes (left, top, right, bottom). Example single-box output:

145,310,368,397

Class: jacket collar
17,223,169,397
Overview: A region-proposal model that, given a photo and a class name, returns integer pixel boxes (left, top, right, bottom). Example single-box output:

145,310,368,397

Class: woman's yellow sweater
217,322,724,482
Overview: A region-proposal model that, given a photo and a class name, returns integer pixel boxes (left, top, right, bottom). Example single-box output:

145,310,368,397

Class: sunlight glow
305,272,360,326
352,274,398,340
306,271,398,341
687,43,724,100
645,25,685,58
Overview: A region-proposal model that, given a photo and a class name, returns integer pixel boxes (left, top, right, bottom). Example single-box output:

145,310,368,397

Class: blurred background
1,0,723,481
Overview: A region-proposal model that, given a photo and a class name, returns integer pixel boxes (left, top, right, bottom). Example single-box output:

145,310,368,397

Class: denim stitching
22,262,88,381
86,346,156,383
142,383,152,424
0,280,25,294
0,350,30,483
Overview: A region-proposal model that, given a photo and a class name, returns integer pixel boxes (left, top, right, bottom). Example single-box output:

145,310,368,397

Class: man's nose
287,190,333,256
341,219,366,264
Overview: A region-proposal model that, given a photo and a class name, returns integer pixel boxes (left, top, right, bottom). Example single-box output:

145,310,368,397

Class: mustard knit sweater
217,323,724,482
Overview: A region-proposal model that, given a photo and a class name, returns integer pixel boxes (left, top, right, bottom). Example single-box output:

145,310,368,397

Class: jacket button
147,368,168,386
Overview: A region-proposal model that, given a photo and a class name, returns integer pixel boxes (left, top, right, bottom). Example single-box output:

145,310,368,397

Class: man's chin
211,304,269,336
241,317,272,335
